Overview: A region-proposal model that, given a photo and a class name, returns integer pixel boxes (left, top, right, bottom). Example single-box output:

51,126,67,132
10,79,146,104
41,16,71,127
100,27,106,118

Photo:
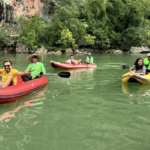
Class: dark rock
7,47,15,53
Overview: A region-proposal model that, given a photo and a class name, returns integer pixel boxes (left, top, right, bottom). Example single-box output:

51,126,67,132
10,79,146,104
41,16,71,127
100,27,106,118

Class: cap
147,53,150,56
88,53,91,55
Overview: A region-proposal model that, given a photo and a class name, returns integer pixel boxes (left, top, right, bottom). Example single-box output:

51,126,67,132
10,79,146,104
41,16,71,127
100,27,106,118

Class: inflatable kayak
0,76,48,103
50,61,97,69
122,72,150,84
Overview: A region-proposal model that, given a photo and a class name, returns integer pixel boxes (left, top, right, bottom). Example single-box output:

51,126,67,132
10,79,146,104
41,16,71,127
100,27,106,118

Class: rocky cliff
0,0,46,25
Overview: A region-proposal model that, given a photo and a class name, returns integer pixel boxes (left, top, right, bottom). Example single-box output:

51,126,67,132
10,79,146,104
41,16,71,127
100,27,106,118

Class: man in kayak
65,55,81,64
22,54,46,82
144,53,150,69
0,60,32,88
86,53,93,64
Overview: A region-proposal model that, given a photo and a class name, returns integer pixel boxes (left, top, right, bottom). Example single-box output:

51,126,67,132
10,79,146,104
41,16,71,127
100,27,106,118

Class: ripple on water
0,54,150,150
0,86,48,150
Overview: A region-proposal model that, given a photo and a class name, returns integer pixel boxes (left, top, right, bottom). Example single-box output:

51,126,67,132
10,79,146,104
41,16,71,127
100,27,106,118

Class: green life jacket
86,57,93,63
144,58,150,69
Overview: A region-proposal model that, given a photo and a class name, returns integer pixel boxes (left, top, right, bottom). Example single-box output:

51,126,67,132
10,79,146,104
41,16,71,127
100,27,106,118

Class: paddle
122,65,130,69
31,72,70,78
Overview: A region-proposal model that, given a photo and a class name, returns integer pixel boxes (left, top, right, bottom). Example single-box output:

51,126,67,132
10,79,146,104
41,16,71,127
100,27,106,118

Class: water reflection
122,82,150,95
122,82,150,105
0,86,47,121
64,68,96,90
67,68,96,77
0,87,47,150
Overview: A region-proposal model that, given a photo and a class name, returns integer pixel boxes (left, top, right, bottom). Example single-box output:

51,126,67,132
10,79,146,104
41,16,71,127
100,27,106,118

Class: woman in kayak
130,58,146,75
65,55,81,64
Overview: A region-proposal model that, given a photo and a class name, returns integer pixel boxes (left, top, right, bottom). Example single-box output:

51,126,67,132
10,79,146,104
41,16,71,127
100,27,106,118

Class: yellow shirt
0,69,19,85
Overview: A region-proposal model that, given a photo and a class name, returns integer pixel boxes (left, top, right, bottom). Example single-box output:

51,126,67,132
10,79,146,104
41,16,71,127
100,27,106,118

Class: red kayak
0,76,48,104
50,61,97,69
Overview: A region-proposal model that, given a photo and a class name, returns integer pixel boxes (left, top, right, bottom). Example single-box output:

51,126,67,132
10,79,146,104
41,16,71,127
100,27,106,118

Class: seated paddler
86,53,93,64
130,58,146,76
65,55,81,64
0,60,32,88
22,54,46,82
144,53,150,69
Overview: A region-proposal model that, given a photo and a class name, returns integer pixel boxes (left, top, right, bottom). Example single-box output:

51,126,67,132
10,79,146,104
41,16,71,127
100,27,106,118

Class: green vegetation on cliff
0,23,11,46
15,0,150,50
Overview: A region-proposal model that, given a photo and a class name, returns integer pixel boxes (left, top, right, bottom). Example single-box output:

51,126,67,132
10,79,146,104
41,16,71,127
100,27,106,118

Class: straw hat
27,54,43,62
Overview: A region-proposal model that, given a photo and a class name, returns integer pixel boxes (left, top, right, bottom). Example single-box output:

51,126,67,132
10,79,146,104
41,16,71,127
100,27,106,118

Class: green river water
0,53,150,150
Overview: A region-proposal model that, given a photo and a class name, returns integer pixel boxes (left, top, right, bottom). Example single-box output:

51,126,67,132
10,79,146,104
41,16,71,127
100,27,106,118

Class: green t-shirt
143,58,150,69
25,62,46,78
86,56,93,63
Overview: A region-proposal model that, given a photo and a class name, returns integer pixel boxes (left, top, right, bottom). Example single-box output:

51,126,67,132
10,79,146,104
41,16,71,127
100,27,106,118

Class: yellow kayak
122,72,150,84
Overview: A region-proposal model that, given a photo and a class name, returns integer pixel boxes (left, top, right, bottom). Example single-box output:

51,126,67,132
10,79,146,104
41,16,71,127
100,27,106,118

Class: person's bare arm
16,71,30,76
135,73,144,75
71,59,76,64
16,69,35,76
130,71,134,74
130,71,144,76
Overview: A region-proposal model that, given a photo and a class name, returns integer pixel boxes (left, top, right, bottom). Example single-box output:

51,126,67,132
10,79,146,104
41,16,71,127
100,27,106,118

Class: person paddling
22,54,46,82
144,53,150,69
0,60,32,88
130,58,146,76
86,53,93,64
65,55,81,64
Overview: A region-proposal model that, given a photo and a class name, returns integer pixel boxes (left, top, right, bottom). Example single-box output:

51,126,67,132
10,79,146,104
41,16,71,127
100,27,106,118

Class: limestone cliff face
0,0,46,24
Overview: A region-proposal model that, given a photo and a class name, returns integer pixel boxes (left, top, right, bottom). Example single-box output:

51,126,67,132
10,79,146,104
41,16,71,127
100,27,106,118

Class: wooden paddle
32,72,70,78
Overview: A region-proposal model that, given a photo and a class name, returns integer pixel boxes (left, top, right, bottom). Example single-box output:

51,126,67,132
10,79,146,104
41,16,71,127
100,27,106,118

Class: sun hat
27,54,43,62
88,52,91,55
147,53,150,56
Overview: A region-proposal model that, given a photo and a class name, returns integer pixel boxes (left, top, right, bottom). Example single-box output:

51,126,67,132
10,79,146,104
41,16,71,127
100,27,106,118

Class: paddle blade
146,69,150,74
58,72,70,78
123,65,129,69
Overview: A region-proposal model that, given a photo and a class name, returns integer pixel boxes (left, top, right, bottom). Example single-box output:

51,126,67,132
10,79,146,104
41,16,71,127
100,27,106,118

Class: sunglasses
4,65,11,67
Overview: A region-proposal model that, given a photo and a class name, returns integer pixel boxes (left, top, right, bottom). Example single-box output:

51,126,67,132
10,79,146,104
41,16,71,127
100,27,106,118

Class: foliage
81,0,150,49
82,34,96,46
17,15,50,47
53,46,64,51
18,29,38,50
13,0,150,50
50,0,88,46
40,0,64,14
0,23,11,45
57,29,78,48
